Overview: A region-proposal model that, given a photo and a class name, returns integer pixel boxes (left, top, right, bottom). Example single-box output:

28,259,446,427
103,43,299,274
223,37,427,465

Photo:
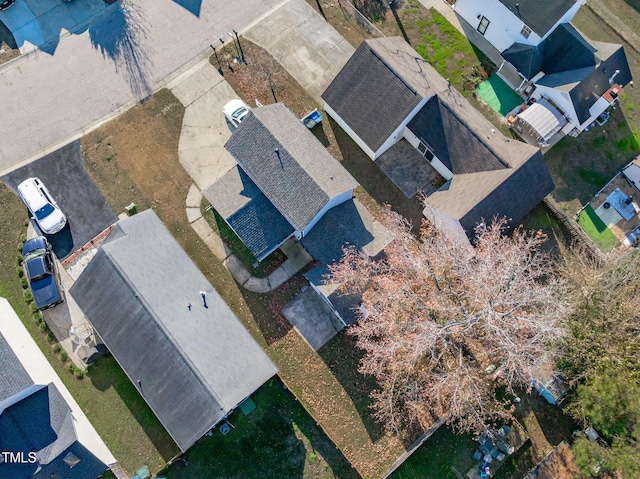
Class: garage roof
69,210,277,452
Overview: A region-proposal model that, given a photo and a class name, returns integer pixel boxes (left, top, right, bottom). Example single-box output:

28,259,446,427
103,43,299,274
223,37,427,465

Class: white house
203,103,358,261
454,0,632,143
454,0,584,52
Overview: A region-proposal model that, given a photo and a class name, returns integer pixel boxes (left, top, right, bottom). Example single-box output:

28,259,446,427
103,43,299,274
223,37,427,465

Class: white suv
17,177,67,235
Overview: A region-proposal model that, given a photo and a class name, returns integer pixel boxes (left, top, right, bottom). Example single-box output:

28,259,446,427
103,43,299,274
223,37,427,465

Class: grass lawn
81,87,385,477
389,426,477,479
576,205,620,252
158,378,356,478
0,183,177,476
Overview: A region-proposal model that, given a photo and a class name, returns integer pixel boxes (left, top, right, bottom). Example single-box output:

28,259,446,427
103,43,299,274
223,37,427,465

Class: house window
521,24,532,38
477,16,490,35
417,142,435,162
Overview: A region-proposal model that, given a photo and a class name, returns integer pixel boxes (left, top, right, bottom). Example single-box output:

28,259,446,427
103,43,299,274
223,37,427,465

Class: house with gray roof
453,0,632,143
0,299,116,479
454,0,584,52
69,209,277,452
203,103,358,262
322,37,554,236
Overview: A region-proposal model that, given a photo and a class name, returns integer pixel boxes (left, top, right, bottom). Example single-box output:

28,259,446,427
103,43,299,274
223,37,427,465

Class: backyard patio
577,164,640,251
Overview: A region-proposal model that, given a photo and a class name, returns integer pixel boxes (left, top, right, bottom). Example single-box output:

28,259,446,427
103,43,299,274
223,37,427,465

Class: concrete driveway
0,0,285,176
0,0,111,54
170,61,238,190
244,0,354,103
1,140,118,259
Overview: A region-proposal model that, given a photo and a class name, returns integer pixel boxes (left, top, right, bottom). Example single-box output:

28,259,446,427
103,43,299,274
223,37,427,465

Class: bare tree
327,213,570,436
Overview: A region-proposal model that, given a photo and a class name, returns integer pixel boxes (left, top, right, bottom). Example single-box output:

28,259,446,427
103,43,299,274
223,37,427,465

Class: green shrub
19,233,26,243
74,368,84,379
53,343,61,353
23,289,33,303
60,350,68,362
38,321,48,332
33,312,42,323
16,266,24,278
21,277,28,289
47,332,55,343
16,255,23,266
30,302,39,314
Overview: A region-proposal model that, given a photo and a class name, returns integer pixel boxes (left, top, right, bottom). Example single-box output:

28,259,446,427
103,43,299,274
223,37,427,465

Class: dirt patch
212,39,318,118
0,21,20,66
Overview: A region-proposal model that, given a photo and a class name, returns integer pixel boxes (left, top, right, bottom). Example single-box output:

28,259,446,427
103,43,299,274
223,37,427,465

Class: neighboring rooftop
497,0,579,37
0,319,112,479
69,209,278,452
301,199,394,324
224,103,358,232
323,37,554,232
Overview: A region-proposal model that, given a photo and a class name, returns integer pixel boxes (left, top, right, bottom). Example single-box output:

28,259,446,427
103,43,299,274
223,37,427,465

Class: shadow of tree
317,332,387,443
353,0,389,23
89,2,152,100
327,116,425,232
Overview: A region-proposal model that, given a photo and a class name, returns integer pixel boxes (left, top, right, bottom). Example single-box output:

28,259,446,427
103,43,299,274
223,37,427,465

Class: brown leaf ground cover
81,84,395,476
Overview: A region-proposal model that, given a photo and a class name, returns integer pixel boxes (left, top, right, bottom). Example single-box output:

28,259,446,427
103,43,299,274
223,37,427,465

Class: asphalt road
0,0,284,175
1,140,118,259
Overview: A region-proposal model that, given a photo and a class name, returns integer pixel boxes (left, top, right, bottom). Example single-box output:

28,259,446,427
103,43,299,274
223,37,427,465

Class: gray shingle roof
502,42,543,79
225,103,357,232
0,332,32,401
69,210,277,452
0,383,100,479
426,149,554,233
323,37,554,236
322,40,423,152
407,96,507,174
203,166,294,261
301,199,394,324
497,0,578,37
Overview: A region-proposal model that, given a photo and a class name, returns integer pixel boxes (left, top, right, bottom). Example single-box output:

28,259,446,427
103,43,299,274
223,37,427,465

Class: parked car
17,177,67,235
223,99,249,127
0,0,15,10
22,237,64,309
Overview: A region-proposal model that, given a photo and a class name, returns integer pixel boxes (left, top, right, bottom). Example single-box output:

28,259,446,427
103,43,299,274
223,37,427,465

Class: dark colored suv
22,237,64,309
0,0,15,10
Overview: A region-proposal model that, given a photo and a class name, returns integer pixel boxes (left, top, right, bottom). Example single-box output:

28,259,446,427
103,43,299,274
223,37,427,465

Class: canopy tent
515,99,567,142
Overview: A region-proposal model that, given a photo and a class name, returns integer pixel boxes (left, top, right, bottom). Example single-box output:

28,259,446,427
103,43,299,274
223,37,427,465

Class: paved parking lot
1,140,118,259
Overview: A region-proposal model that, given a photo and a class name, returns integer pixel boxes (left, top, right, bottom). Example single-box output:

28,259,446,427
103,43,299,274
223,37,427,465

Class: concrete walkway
244,0,354,103
184,184,312,292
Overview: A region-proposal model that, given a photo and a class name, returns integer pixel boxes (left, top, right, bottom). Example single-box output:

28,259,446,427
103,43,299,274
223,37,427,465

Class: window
477,16,490,35
521,24,532,38
417,142,435,162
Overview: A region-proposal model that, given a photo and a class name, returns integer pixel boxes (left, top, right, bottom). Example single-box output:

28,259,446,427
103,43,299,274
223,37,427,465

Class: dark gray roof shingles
225,104,357,232
0,332,32,401
204,166,294,261
322,41,423,152
407,97,507,174
498,0,578,37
